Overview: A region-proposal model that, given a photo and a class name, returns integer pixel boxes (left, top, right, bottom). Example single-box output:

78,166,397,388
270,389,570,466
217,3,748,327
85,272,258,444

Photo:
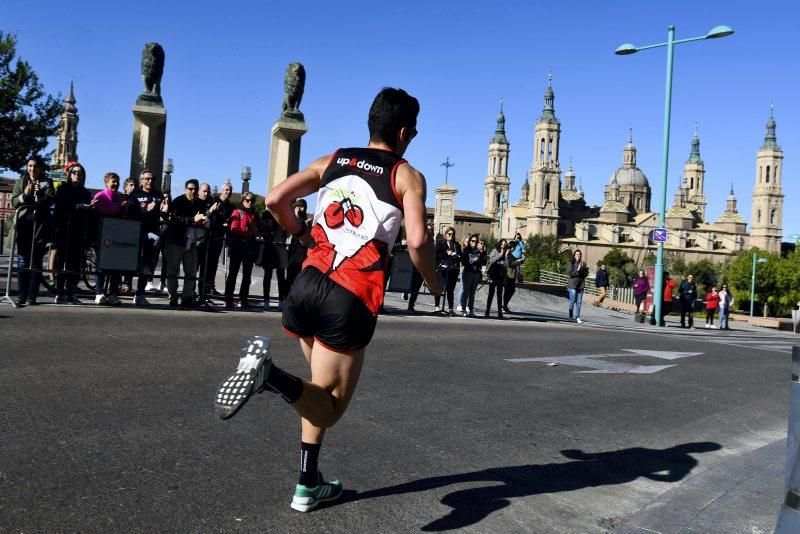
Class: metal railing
538,269,635,305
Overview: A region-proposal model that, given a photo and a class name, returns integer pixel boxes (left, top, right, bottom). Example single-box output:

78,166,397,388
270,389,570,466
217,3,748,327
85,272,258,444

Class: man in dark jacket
678,273,698,328
199,182,234,302
127,170,163,306
593,263,609,307
164,179,208,307
11,155,55,306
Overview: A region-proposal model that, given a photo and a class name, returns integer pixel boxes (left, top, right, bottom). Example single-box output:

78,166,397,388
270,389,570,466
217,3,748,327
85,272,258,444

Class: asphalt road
0,299,792,533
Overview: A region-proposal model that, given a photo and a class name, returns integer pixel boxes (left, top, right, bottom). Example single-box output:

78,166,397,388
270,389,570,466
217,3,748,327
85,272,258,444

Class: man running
213,87,442,511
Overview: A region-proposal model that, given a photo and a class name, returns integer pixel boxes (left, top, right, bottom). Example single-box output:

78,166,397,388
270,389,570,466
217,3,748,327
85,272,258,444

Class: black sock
299,442,321,487
266,364,304,403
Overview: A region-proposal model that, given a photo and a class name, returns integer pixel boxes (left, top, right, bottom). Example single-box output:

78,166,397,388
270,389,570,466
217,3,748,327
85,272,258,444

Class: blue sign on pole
652,228,668,244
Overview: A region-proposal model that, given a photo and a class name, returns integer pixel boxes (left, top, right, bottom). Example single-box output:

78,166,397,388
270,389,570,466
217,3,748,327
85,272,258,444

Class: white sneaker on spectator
434,306,441,313
576,317,584,324
95,294,110,305
134,295,150,306
705,324,710,329
145,281,156,292
456,305,463,313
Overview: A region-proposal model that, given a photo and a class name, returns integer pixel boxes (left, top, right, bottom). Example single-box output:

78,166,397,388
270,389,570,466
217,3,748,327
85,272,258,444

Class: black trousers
199,237,223,300
659,301,672,326
486,279,504,314
407,270,423,308
434,268,459,310
225,239,255,301
503,277,516,307
680,299,694,327
262,265,288,302
55,233,82,297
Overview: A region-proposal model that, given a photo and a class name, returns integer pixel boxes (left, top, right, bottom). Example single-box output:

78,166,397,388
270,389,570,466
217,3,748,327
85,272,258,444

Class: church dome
609,167,649,188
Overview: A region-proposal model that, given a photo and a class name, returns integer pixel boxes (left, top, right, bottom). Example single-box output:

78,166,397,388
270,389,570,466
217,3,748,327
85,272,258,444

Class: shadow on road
351,442,721,531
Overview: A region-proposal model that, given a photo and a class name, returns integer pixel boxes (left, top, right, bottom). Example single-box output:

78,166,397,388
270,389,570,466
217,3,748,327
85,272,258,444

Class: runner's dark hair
368,87,419,150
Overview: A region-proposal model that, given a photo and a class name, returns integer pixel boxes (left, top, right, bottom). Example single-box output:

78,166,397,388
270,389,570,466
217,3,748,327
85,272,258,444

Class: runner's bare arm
265,155,329,236
395,163,442,296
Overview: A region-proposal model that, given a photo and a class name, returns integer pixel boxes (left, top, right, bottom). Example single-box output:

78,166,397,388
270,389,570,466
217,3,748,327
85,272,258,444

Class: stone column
434,183,457,235
267,117,308,195
130,104,167,189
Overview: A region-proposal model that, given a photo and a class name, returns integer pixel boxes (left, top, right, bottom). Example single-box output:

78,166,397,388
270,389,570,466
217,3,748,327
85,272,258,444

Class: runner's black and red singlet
303,148,406,315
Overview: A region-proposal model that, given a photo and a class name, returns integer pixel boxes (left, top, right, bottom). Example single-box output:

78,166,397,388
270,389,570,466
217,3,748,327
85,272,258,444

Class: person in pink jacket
91,172,128,304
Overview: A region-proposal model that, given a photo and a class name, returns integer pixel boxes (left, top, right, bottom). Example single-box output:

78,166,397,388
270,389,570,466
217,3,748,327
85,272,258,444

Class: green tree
0,32,62,173
664,252,687,277
722,249,780,316
775,250,800,315
520,234,565,282
597,247,636,287
685,259,718,291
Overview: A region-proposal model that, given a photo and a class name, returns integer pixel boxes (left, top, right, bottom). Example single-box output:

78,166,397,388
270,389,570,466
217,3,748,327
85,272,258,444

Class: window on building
544,181,550,202
766,166,771,183
539,139,545,162
771,209,777,225
757,209,762,224
690,177,694,189
547,139,553,162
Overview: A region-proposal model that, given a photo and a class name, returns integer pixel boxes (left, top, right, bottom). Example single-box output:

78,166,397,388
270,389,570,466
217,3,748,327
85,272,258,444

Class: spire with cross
441,156,455,184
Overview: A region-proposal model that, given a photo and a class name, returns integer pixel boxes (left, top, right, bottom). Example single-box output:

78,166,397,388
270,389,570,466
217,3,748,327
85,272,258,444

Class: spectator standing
678,273,697,328
224,192,261,309
164,179,208,307
632,269,649,322
718,283,734,330
502,240,524,313
659,271,677,327
511,232,526,282
705,286,720,329
567,249,589,323
119,178,137,296
594,264,610,307
455,236,469,312
485,239,508,319
11,155,54,306
92,172,128,305
406,222,434,313
434,226,461,316
260,209,288,311
53,161,93,304
459,234,484,317
126,170,163,306
285,199,310,293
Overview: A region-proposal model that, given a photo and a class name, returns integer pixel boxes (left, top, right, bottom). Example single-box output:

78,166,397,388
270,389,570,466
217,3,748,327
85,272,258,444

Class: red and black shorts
282,267,377,352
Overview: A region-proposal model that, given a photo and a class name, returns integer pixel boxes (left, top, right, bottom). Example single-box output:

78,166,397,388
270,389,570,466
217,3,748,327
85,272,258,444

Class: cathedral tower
683,125,707,221
527,75,561,236
750,106,784,254
483,100,511,218
53,81,79,172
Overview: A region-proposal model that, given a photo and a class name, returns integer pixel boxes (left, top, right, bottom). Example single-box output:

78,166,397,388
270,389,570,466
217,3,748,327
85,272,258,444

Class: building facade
490,80,784,265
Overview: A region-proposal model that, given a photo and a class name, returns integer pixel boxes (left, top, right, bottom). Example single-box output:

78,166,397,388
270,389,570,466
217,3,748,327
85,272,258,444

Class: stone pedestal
434,183,457,235
130,104,167,190
267,117,308,194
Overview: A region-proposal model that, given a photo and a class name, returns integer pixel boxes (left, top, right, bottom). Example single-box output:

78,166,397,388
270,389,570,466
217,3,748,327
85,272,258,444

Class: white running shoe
291,477,343,512
95,294,109,305
456,305,463,312
145,281,156,292
214,336,272,420
576,317,584,324
434,306,441,313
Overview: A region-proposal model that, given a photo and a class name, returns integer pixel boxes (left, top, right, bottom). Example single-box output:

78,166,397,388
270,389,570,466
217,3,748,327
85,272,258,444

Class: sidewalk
616,439,785,534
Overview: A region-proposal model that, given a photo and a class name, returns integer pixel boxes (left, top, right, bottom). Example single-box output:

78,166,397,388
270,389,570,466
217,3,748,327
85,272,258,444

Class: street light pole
750,252,768,316
615,24,733,327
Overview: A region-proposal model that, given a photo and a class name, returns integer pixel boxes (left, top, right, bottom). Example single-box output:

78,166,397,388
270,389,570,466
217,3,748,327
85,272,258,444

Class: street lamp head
615,43,638,55
164,158,174,173
706,25,734,39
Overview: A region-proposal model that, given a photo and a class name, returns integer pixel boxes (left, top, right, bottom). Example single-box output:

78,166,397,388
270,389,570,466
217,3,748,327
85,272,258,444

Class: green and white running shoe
214,336,271,420
291,477,343,512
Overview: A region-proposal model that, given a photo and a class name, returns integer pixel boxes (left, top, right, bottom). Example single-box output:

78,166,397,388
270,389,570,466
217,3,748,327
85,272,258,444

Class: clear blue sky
4,0,797,238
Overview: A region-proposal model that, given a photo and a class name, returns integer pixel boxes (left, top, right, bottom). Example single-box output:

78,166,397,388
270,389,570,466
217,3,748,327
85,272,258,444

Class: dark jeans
407,270,423,308
262,265,287,303
634,294,646,315
199,237,224,298
16,240,46,300
136,237,159,296
55,234,82,297
225,239,256,301
486,279,505,315
461,270,481,312
706,309,716,324
434,268,459,310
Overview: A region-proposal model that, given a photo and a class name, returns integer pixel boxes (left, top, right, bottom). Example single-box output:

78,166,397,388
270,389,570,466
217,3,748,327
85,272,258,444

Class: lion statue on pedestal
281,63,305,119
140,43,165,103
